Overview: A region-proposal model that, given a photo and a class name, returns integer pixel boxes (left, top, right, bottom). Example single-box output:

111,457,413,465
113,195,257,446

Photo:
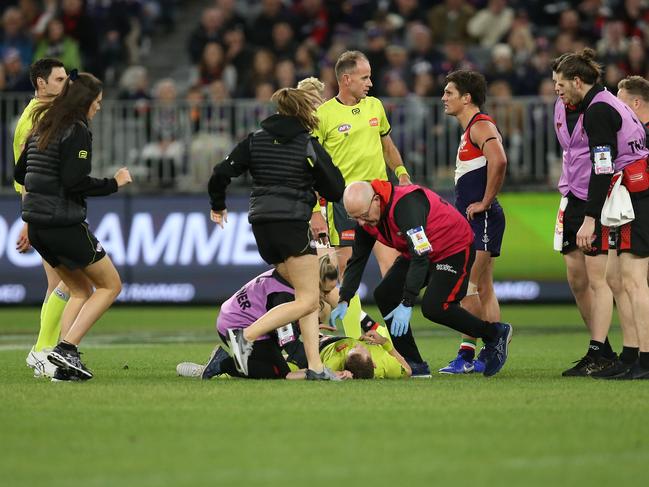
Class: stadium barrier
1,193,572,305
0,94,561,193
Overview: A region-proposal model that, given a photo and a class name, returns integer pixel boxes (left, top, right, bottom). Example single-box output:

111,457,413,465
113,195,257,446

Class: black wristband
401,296,415,307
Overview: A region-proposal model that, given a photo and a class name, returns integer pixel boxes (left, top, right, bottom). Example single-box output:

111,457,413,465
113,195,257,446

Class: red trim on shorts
601,226,610,252
443,246,471,310
619,223,632,251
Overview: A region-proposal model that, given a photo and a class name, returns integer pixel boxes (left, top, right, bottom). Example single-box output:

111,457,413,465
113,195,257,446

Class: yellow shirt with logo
320,337,407,379
313,96,391,183
12,98,39,193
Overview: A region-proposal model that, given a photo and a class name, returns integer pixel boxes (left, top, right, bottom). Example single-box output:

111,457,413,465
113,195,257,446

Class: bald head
344,182,374,213
344,181,382,225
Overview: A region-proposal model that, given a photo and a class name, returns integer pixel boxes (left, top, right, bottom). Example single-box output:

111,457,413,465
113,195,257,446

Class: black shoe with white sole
48,344,93,380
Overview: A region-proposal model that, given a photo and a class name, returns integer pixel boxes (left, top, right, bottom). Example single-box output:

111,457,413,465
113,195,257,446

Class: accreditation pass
406,226,432,256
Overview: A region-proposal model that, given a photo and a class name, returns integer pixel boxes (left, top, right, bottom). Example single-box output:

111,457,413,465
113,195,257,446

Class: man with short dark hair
617,76,649,130
439,69,507,374
13,58,68,378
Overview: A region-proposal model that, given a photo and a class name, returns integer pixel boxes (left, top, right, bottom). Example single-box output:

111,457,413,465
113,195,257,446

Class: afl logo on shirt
338,124,352,133
369,117,379,127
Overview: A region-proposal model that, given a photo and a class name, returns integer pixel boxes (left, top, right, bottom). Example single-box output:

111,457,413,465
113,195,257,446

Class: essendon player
439,70,507,374
329,180,513,377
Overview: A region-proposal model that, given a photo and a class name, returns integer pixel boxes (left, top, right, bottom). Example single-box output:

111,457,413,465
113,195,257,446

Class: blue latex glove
384,303,413,337
329,301,348,328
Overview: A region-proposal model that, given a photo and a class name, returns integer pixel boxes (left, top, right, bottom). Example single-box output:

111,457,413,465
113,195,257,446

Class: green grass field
2,304,647,487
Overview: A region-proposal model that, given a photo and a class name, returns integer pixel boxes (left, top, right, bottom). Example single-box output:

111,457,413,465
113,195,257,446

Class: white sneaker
26,347,57,378
176,362,204,378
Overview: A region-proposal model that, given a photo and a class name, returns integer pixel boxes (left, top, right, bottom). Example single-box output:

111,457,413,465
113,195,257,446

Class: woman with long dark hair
208,87,344,380
15,71,132,381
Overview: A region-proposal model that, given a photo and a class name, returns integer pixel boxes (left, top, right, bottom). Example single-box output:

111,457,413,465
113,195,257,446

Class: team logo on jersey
338,124,352,133
352,108,360,115
96,242,103,252
369,117,379,127
78,150,88,159
556,122,562,130
482,234,490,244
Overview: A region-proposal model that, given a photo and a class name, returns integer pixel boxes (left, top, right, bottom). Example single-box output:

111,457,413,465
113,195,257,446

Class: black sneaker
51,367,81,382
201,346,230,380
591,359,633,379
617,362,649,380
561,355,615,377
47,344,93,380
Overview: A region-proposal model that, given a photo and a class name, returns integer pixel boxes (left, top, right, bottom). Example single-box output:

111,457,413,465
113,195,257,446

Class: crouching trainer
331,180,512,377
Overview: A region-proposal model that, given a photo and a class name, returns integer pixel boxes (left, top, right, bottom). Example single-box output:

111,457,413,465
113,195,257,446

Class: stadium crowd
1,0,649,100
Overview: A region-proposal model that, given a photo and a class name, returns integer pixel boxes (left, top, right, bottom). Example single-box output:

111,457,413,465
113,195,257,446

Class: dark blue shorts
467,205,506,257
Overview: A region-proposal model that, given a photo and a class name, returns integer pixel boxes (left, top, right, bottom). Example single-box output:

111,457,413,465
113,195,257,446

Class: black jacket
208,113,344,224
14,120,118,226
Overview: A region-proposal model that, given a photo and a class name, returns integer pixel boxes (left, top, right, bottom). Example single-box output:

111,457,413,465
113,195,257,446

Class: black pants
219,333,290,379
373,247,496,363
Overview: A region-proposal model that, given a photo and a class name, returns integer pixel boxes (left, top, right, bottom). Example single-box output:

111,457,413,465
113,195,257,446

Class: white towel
553,196,568,252
601,172,635,227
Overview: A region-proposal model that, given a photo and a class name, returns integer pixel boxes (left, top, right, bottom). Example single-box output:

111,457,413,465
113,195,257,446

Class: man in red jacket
330,180,512,377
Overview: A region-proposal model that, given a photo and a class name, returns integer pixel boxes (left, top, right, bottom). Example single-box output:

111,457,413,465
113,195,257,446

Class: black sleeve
14,145,27,185
60,124,118,196
583,102,621,218
339,225,376,303
208,135,252,210
266,291,295,310
393,191,431,304
307,137,345,203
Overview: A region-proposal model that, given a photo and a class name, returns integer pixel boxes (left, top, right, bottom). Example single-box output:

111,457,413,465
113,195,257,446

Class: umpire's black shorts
252,220,317,265
28,221,107,269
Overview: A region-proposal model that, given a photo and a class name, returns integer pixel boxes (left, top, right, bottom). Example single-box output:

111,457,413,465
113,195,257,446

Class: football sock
620,346,639,364
602,337,616,359
458,339,477,361
34,287,68,351
639,352,649,369
587,340,604,358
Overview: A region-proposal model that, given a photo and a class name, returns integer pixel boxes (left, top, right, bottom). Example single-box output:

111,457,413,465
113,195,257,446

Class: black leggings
373,247,496,363
219,333,290,379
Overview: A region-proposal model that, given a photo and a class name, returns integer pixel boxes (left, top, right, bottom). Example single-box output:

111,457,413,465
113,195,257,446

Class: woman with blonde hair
208,87,344,380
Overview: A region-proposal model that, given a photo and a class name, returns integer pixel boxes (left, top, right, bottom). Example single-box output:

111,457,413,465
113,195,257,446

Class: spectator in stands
141,78,186,188
255,81,275,102
557,9,582,41
389,0,426,28
188,7,224,64
249,0,295,48
293,0,330,48
241,48,275,97
222,25,254,81
33,18,82,71
467,0,514,48
433,40,474,88
275,58,296,89
379,44,411,97
191,41,236,93
1,6,33,66
364,25,389,80
619,0,649,39
17,0,57,39
294,42,318,80
407,24,442,77
603,62,625,92
554,32,576,56
621,36,648,77
216,0,247,33
597,20,629,65
487,79,523,167
427,0,474,45
271,21,298,60
60,0,99,75
2,47,32,91
117,65,151,117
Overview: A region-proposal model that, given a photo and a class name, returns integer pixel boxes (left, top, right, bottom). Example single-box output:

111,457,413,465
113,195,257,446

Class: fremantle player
439,70,507,374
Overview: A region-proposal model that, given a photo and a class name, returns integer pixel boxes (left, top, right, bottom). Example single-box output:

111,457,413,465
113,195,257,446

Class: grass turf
1,305,647,487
